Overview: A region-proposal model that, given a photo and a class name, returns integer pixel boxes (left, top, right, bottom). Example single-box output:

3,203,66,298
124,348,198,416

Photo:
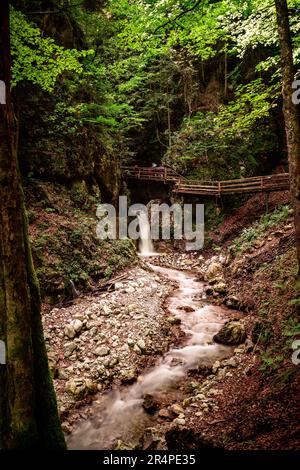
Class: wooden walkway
122,166,290,196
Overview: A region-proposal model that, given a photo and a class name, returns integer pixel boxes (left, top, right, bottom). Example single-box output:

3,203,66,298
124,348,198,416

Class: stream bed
67,264,233,449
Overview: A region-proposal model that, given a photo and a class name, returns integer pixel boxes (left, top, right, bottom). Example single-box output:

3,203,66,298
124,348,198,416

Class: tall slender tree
0,0,66,449
275,0,300,271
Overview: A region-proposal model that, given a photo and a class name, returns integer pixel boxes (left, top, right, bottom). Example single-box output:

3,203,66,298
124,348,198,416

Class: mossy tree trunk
0,1,66,449
275,0,300,272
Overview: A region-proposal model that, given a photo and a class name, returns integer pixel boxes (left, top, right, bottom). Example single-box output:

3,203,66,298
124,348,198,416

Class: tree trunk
275,0,300,271
0,0,66,449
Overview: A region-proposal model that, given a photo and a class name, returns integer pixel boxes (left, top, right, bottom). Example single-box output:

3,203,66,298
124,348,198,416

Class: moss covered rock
213,320,247,346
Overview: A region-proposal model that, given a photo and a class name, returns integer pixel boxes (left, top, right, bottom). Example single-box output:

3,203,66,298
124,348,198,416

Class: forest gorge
0,0,300,452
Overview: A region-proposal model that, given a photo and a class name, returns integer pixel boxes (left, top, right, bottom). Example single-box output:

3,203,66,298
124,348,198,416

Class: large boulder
213,320,247,346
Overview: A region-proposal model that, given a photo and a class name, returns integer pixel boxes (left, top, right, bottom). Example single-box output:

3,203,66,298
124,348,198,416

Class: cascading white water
137,211,155,255
67,264,235,450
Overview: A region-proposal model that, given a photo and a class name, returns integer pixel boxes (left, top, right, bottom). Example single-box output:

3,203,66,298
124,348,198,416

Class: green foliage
282,318,300,342
11,8,93,91
230,205,291,253
259,351,284,374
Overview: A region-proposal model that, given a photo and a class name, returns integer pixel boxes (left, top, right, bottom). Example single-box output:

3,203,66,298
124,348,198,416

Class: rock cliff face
14,0,122,204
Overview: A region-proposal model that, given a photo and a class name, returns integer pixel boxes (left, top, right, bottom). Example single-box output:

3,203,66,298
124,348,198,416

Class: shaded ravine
67,264,233,450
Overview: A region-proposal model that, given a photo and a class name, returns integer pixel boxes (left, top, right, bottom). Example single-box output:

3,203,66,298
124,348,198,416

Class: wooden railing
122,166,290,196
122,166,181,182
174,173,290,195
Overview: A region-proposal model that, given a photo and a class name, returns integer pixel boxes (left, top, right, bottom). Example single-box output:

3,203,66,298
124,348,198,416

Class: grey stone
95,346,110,357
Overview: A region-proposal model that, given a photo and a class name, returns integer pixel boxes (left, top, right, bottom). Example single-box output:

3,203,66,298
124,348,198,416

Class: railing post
218,181,221,196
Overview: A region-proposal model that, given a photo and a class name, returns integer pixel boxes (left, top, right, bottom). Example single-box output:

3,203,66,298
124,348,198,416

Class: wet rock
213,320,247,346
204,285,214,295
180,306,195,313
213,282,227,295
205,262,223,282
170,404,185,416
61,422,73,434
225,295,240,308
121,369,137,384
212,360,221,374
158,408,171,419
114,440,136,451
143,428,161,450
167,316,181,325
143,394,160,413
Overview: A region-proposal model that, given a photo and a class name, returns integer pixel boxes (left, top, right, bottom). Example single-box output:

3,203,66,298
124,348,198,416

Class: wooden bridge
122,166,290,196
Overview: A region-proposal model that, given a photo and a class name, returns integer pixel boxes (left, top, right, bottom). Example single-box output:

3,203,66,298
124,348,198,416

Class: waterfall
137,211,155,255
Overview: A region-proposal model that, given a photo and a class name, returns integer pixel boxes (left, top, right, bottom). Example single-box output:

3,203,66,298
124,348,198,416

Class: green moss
27,182,138,303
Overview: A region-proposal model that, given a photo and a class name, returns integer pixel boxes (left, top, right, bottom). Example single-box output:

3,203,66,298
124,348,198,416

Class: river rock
213,320,247,346
137,339,146,352
158,408,171,419
173,418,186,425
205,262,223,282
143,394,160,413
102,305,112,316
114,440,135,451
225,295,240,308
64,319,83,339
95,346,110,357
64,342,77,357
48,352,58,379
64,324,76,339
121,368,137,384
170,404,185,416
167,316,181,325
180,305,195,313
213,282,227,295
65,378,87,399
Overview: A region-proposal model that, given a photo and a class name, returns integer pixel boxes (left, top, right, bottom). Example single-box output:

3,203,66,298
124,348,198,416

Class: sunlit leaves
11,8,94,91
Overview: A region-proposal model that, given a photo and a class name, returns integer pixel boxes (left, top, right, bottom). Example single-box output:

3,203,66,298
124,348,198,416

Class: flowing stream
67,264,233,450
